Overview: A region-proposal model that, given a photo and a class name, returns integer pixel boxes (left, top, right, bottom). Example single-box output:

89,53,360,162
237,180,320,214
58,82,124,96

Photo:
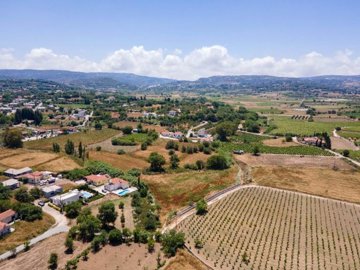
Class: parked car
233,150,245,155
38,200,45,207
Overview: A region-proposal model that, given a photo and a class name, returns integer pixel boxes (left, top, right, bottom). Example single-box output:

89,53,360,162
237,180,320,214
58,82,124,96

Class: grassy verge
0,213,55,254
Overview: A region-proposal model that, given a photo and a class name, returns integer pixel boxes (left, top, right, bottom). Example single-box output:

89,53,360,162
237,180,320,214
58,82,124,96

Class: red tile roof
0,209,16,221
85,174,109,184
110,178,129,185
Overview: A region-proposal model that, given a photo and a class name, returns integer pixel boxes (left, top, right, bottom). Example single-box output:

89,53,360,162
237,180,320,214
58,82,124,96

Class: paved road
0,204,69,261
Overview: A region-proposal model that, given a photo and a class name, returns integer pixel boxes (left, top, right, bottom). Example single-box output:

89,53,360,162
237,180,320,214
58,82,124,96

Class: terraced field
178,186,360,270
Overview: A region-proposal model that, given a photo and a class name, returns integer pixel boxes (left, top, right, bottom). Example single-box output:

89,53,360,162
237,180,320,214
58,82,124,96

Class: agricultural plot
178,186,360,270
24,128,120,151
268,116,360,136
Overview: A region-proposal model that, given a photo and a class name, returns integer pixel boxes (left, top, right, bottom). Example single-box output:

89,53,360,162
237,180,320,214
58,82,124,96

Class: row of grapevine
177,187,360,270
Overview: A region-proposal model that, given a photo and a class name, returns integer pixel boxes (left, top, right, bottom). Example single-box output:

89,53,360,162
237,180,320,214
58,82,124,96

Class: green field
338,131,360,139
218,133,332,157
112,133,150,145
348,150,360,161
55,103,92,109
268,116,360,136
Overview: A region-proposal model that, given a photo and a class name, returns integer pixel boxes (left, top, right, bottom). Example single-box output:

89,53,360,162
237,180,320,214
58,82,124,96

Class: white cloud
0,46,360,80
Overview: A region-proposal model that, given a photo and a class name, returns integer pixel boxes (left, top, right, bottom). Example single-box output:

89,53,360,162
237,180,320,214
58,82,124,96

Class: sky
1,0,360,80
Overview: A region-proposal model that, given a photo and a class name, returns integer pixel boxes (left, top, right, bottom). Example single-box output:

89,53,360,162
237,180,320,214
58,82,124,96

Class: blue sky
1,1,360,79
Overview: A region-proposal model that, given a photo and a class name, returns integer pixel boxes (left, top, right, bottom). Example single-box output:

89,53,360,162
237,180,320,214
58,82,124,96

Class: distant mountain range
0,69,359,93
0,69,174,89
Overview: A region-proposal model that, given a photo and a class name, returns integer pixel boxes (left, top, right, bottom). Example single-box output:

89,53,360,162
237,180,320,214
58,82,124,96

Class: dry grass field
88,138,212,171
178,186,360,270
0,213,55,254
234,154,354,170
24,128,120,151
0,148,80,172
77,243,164,270
89,150,149,171
35,156,81,172
165,249,210,270
142,167,238,221
253,166,360,204
88,194,135,230
0,233,88,270
0,151,59,168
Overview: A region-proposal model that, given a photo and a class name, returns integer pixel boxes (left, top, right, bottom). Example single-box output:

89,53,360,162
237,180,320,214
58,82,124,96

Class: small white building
4,167,32,178
51,189,80,207
1,179,20,189
42,185,63,198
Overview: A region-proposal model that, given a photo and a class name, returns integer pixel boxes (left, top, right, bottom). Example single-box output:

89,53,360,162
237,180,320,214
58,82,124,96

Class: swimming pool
117,189,129,196
113,187,138,197
80,190,94,199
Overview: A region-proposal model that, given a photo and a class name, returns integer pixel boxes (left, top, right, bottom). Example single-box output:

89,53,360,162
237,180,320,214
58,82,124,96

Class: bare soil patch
262,137,298,147
235,153,354,170
77,243,163,270
331,136,359,150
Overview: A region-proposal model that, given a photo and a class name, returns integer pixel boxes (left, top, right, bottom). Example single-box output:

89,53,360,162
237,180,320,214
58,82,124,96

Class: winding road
0,203,69,261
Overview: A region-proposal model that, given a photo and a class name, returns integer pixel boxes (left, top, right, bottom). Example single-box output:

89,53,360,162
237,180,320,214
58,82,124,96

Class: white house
41,185,63,198
4,167,32,178
51,189,81,207
1,179,20,189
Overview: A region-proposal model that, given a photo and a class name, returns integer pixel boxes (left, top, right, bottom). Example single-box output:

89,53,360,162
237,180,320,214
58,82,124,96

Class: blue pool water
117,190,130,196
80,191,94,199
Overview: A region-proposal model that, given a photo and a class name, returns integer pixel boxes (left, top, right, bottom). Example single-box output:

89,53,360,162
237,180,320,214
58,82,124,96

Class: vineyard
268,116,360,136
178,186,360,270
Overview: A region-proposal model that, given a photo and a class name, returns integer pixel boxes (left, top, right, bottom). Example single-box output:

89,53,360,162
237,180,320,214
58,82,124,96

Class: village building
160,131,184,140
0,209,17,224
4,167,32,178
85,174,110,186
104,178,130,192
1,179,20,189
41,185,63,198
19,171,52,185
51,189,81,207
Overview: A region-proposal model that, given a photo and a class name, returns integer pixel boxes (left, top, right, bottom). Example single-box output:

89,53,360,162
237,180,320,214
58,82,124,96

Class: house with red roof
104,178,130,191
85,174,110,186
0,209,17,224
